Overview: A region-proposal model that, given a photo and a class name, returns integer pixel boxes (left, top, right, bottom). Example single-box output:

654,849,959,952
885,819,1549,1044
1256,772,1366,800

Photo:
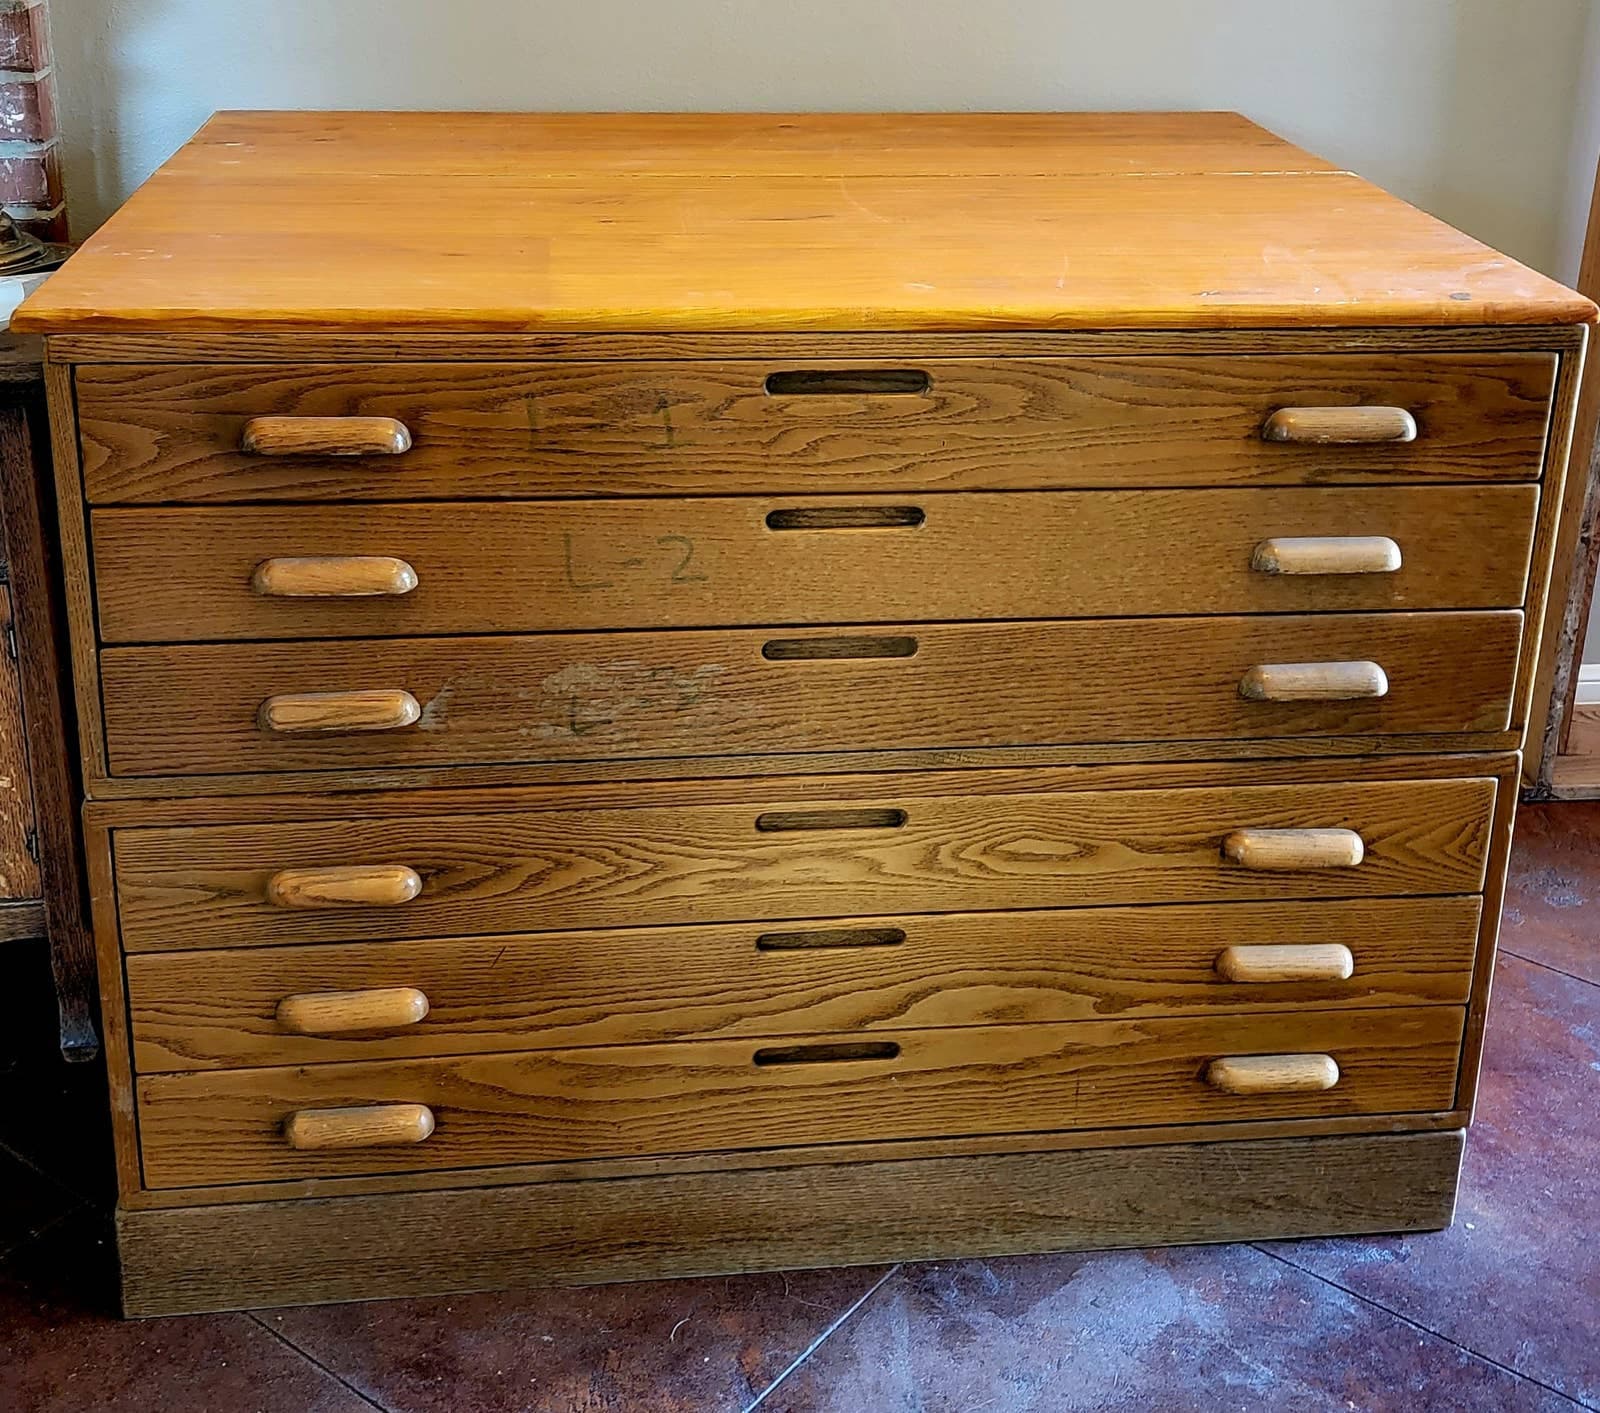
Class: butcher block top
15,110,1595,334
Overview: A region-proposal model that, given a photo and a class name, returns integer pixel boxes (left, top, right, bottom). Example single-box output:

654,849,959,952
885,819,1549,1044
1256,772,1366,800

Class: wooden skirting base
116,1130,1464,1317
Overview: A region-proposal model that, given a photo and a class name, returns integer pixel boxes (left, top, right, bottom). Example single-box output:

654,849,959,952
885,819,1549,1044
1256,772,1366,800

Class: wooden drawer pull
284,1103,435,1151
258,688,422,734
1250,536,1402,576
1205,1054,1340,1095
1261,407,1417,444
265,864,424,909
753,1041,901,1067
252,555,419,598
765,506,925,531
1238,661,1388,702
1215,943,1355,983
241,415,412,457
1223,828,1365,871
276,986,431,1035
764,369,930,396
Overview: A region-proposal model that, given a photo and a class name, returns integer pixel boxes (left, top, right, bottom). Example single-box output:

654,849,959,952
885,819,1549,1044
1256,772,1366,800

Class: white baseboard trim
1578,665,1600,706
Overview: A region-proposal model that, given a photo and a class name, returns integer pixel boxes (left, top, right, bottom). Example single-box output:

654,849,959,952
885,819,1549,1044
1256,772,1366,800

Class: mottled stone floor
2,802,1596,1413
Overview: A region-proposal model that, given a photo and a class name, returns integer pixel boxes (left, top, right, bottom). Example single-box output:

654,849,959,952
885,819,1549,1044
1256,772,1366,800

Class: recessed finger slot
762,635,918,661
765,506,926,531
753,1041,902,1067
754,807,907,833
764,369,930,396
756,926,907,951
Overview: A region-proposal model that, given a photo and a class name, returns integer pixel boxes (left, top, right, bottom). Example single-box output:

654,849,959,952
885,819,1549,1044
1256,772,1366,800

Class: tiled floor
2,802,1596,1413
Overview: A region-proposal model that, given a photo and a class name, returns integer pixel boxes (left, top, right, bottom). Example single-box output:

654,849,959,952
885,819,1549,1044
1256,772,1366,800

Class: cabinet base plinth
116,1130,1464,1317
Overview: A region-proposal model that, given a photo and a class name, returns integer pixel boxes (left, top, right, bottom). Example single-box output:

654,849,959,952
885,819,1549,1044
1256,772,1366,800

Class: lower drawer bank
94,754,1510,1314
134,1006,1467,1189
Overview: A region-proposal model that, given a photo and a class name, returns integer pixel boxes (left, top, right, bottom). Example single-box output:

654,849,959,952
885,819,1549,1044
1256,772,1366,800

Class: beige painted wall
44,0,1600,662
52,0,1592,278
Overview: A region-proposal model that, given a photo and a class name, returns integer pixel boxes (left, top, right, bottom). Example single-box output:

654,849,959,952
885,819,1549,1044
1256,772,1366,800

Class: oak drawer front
111,776,1495,953
133,1006,1466,1187
98,612,1521,778
125,897,1482,1071
75,354,1555,504
90,485,1540,643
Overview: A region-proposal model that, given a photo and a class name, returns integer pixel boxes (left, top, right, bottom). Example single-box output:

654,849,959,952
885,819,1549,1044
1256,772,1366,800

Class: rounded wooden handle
1205,1054,1340,1095
1261,407,1417,444
253,556,419,598
265,864,423,909
1250,537,1402,576
1215,943,1354,983
276,986,431,1034
241,415,412,457
1223,828,1365,871
1238,661,1388,702
284,1103,435,1151
258,688,421,734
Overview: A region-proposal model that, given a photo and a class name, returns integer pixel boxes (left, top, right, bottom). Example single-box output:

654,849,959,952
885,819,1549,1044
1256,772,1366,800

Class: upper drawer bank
98,611,1521,778
90,484,1539,642
72,353,1557,503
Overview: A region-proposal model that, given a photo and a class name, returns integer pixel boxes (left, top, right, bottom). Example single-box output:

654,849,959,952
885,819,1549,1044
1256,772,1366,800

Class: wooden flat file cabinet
14,111,1595,1316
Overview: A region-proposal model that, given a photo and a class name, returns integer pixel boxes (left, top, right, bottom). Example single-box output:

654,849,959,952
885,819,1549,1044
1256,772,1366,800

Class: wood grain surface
123,896,1482,1071
88,484,1540,642
115,1129,1466,1315
109,773,1495,952
12,113,1591,333
73,354,1556,502
96,612,1523,778
132,1005,1465,1187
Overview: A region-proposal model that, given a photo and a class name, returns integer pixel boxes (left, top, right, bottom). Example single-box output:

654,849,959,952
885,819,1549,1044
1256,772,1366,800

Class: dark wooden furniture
0,335,95,1058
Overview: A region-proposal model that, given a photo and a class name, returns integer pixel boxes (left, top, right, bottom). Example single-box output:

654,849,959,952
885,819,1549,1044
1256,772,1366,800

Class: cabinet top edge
17,111,1596,335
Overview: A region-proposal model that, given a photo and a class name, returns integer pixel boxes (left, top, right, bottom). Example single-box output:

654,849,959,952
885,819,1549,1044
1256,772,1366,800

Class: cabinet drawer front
125,897,1482,1071
75,354,1555,504
134,1006,1466,1187
111,775,1495,953
91,485,1540,643
99,612,1521,778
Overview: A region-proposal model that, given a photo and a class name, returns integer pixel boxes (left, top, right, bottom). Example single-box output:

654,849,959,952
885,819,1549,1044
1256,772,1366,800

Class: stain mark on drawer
531,661,729,741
